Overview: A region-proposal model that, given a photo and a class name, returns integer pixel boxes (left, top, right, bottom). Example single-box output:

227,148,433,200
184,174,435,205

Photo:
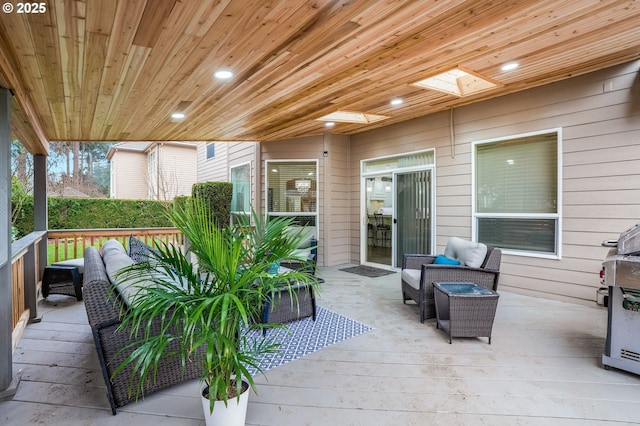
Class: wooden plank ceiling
0,0,639,155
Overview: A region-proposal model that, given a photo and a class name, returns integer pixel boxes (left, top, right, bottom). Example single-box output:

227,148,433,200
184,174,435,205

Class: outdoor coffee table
433,282,499,344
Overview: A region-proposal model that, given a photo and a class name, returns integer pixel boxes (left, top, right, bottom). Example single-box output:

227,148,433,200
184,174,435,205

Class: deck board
2,265,640,425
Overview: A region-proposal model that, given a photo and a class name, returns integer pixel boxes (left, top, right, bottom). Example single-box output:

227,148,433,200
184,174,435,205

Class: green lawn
47,238,126,264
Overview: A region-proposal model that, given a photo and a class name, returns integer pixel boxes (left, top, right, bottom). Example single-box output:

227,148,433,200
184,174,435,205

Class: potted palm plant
113,200,316,425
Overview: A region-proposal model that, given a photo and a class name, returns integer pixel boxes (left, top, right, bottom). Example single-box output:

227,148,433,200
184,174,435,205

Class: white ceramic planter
201,382,249,426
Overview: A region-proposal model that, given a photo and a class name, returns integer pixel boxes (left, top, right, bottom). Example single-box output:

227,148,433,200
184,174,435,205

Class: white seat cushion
444,237,487,268
401,269,421,290
52,257,85,275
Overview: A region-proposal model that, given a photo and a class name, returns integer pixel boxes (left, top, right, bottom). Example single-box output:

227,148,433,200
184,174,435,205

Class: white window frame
230,161,252,224
265,159,319,238
472,128,562,259
360,149,437,267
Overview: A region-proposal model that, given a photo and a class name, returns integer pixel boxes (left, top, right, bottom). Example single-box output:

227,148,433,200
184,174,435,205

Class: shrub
13,197,174,236
191,182,233,228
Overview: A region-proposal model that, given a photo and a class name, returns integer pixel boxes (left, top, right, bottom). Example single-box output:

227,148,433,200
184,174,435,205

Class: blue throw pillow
433,254,461,265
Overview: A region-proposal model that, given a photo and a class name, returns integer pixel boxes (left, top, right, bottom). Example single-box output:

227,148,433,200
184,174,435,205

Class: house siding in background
109,146,148,199
156,143,198,200
108,142,197,200
349,60,640,304
196,60,640,305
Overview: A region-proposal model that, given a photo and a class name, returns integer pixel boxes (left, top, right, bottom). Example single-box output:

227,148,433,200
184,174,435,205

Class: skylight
412,67,500,97
317,111,389,124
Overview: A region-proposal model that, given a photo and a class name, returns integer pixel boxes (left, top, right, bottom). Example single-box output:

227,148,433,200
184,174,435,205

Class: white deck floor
2,265,640,425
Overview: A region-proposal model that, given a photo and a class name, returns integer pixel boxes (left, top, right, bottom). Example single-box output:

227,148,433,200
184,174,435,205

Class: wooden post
30,154,47,322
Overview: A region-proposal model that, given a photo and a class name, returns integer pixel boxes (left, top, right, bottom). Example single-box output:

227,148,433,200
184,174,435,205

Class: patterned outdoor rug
246,306,373,375
339,265,396,278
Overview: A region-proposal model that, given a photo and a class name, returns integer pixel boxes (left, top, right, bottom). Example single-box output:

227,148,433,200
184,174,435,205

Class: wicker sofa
82,242,202,415
401,237,501,323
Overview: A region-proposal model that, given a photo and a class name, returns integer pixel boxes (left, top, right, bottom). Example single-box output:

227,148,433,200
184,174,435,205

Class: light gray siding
261,136,326,265
350,60,640,304
197,142,258,199
195,61,640,304
322,134,351,266
197,143,229,182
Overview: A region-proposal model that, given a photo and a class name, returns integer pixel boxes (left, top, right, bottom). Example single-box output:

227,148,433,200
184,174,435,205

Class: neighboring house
107,142,197,200
198,60,640,306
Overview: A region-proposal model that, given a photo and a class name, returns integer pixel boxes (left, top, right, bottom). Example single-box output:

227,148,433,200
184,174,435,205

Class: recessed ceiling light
171,112,185,119
501,62,519,72
390,98,403,106
214,70,234,79
325,121,335,127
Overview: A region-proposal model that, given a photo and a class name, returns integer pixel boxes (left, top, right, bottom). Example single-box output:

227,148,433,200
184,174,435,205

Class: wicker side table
42,265,83,301
433,282,499,344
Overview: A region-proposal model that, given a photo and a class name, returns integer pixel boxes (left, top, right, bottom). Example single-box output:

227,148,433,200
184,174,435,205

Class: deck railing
10,228,182,351
11,231,46,351
46,228,182,263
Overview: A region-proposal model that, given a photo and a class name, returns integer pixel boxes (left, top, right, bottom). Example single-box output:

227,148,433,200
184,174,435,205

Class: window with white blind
230,162,251,224
266,160,317,227
474,130,561,257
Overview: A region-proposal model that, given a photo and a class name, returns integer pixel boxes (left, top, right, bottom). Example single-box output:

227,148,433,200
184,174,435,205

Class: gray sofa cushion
102,239,127,259
444,237,487,268
102,239,154,306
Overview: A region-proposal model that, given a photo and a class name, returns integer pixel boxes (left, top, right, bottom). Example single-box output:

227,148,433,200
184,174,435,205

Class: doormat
246,306,373,375
339,265,396,278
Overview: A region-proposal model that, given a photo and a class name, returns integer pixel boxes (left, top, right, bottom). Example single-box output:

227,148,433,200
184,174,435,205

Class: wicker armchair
401,243,501,323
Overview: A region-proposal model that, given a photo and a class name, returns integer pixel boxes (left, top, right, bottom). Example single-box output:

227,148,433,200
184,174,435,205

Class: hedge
192,182,233,228
13,197,173,237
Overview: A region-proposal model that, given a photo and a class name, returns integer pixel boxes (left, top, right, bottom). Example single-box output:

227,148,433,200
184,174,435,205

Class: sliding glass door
364,174,393,265
394,169,432,267
361,150,435,269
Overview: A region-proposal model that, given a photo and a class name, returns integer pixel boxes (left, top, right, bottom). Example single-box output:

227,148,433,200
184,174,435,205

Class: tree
10,141,32,241
47,141,112,197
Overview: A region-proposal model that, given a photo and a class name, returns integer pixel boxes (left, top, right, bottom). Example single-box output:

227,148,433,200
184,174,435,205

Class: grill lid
617,223,640,255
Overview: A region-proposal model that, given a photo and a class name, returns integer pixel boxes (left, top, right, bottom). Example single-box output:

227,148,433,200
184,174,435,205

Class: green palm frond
114,198,319,408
